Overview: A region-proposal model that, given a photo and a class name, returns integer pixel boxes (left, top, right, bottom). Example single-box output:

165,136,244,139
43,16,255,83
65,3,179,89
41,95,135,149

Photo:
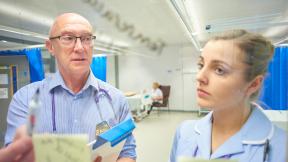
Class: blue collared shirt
5,71,136,159
170,107,287,162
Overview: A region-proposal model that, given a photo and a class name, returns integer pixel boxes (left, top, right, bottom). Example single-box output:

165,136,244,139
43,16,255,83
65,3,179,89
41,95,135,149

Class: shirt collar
194,112,213,159
193,106,273,159
240,107,273,144
48,70,99,93
83,70,99,92
48,71,65,91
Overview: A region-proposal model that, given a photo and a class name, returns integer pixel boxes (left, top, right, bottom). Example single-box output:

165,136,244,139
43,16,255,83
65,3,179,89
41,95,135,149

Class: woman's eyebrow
198,56,203,61
199,56,231,68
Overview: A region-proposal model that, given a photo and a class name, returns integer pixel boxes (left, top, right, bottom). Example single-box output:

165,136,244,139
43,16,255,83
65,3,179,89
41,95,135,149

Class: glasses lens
60,36,75,45
81,36,94,46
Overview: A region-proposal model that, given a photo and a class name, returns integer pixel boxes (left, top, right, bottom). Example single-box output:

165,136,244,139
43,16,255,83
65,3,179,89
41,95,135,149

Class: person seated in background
169,29,287,162
147,82,163,114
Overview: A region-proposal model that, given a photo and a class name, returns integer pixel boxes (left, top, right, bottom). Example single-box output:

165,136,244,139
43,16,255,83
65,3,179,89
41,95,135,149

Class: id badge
95,121,110,137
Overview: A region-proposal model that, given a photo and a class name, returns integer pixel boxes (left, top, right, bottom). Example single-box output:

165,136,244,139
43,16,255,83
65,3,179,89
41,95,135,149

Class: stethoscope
51,86,118,132
192,102,271,162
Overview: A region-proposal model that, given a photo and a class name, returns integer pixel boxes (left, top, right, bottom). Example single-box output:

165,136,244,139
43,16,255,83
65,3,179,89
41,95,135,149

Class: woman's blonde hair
210,29,274,99
153,82,160,88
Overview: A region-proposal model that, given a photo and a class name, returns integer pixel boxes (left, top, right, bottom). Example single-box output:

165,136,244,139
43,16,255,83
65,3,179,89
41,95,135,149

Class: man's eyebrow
59,31,74,35
59,31,93,35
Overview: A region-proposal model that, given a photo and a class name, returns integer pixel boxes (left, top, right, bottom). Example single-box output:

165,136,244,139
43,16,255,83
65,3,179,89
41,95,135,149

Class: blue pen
27,88,41,136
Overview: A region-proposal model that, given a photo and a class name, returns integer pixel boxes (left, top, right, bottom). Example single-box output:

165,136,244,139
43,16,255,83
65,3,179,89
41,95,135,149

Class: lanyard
51,87,117,132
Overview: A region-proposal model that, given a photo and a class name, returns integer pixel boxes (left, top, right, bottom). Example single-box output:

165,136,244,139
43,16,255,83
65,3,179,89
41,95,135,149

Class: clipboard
91,118,136,162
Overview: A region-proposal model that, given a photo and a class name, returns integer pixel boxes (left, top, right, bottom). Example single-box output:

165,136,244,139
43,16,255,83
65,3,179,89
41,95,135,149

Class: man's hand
93,156,102,162
0,126,34,162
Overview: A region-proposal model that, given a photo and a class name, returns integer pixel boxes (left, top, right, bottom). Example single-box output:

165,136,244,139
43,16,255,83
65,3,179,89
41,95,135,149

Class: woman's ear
246,75,264,96
45,40,55,56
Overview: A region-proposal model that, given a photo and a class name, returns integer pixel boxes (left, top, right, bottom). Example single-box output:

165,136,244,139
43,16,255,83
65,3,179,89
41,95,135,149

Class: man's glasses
49,35,96,47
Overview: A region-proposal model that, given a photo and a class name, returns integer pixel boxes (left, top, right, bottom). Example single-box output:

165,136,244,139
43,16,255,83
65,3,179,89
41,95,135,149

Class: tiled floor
133,111,200,162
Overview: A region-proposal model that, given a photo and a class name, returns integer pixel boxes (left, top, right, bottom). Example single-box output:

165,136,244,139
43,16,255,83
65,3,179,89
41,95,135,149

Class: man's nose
74,38,84,51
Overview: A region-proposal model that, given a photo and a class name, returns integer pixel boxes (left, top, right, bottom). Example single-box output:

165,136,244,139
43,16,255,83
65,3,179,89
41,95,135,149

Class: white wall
117,45,200,111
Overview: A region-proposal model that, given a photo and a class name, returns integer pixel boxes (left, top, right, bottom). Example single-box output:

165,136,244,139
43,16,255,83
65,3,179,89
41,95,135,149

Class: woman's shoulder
270,125,287,146
176,113,212,138
176,119,201,137
173,120,197,142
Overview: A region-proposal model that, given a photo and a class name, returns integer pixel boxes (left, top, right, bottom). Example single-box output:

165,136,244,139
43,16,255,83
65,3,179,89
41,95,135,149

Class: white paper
0,74,8,85
33,134,126,162
33,134,91,162
91,140,126,162
0,88,8,99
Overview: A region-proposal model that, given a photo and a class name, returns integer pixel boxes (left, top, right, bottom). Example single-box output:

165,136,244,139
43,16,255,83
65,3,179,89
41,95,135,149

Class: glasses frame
49,35,96,47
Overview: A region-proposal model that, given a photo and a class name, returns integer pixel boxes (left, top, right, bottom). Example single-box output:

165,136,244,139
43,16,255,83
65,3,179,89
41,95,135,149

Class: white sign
0,74,8,85
0,88,8,99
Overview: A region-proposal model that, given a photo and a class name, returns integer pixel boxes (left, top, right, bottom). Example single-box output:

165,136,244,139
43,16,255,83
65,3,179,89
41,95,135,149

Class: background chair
153,85,171,115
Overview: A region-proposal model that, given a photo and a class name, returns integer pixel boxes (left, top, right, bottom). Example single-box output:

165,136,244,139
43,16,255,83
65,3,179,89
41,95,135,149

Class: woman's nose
196,68,208,85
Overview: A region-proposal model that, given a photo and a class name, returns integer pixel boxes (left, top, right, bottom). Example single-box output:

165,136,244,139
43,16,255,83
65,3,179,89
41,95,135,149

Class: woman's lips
197,88,210,97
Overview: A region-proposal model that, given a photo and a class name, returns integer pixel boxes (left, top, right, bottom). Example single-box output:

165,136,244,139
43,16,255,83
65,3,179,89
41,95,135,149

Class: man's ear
246,75,264,96
45,40,55,56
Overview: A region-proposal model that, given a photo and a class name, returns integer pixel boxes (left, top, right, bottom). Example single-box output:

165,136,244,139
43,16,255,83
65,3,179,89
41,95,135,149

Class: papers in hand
91,140,126,162
178,157,238,162
32,119,135,162
33,134,91,162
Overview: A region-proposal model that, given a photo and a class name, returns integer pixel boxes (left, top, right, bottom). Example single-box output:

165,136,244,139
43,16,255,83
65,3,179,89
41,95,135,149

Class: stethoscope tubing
51,87,117,132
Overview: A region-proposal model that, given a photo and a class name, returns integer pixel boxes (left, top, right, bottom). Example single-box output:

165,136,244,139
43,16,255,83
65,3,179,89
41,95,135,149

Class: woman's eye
215,67,225,75
197,63,203,70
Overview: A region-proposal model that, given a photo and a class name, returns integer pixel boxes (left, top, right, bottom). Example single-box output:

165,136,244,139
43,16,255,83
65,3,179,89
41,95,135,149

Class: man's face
46,14,94,77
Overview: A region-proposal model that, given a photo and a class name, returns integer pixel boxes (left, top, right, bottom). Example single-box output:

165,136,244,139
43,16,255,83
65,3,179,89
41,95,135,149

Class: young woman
169,29,287,162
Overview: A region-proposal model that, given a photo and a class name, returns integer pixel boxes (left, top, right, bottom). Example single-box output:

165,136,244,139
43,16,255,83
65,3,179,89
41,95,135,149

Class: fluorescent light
0,25,48,39
276,44,288,46
274,36,288,45
0,44,45,51
170,0,201,51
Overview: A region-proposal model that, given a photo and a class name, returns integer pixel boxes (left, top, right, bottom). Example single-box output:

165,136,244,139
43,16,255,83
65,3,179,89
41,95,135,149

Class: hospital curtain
90,56,107,82
0,48,44,82
259,46,288,110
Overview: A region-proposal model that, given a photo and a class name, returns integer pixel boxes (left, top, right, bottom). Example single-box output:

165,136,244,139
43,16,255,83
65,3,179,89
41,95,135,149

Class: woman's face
153,83,158,89
196,40,252,111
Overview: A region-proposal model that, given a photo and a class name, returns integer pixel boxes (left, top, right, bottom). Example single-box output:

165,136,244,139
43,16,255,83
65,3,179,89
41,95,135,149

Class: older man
4,13,136,162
